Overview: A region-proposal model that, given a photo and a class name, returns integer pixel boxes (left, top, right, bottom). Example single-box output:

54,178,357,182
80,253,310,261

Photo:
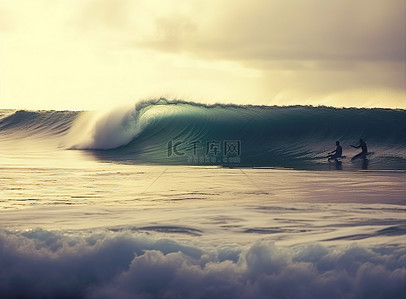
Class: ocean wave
1,100,405,169
63,103,149,150
0,229,405,299
0,109,77,138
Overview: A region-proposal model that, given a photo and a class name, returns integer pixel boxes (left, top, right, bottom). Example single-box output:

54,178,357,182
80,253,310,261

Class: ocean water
0,101,405,298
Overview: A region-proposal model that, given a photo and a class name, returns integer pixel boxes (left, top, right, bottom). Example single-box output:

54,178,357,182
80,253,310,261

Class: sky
0,0,404,110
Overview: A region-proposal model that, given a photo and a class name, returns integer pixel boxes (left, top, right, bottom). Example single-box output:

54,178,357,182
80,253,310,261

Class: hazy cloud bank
141,0,404,64
0,0,404,109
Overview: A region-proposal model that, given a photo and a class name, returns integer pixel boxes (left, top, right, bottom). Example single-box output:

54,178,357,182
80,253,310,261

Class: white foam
64,104,147,150
0,229,404,299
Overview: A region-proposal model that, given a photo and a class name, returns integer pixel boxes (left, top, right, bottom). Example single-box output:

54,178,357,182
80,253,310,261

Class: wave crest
64,100,163,150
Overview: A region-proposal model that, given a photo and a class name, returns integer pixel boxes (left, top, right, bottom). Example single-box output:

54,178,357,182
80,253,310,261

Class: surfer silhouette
328,141,342,161
350,139,368,160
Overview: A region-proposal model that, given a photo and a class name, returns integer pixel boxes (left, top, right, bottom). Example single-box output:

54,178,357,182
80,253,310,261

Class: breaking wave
1,99,405,169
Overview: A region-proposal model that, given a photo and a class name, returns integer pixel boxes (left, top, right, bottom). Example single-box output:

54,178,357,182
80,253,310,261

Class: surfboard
351,152,374,161
327,156,346,161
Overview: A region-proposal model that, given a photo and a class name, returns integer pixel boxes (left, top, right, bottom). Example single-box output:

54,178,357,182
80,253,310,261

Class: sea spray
64,104,149,150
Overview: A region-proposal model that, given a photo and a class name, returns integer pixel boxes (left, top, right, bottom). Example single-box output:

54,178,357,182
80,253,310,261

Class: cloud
77,0,131,32
139,0,404,65
128,0,405,105
1,229,405,298
0,0,404,109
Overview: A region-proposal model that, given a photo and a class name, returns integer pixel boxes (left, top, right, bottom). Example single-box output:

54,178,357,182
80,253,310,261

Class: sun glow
0,0,404,110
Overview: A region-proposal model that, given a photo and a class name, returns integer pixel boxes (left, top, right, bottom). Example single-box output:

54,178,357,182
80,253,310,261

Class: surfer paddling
350,138,368,160
328,141,343,161
327,141,343,161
